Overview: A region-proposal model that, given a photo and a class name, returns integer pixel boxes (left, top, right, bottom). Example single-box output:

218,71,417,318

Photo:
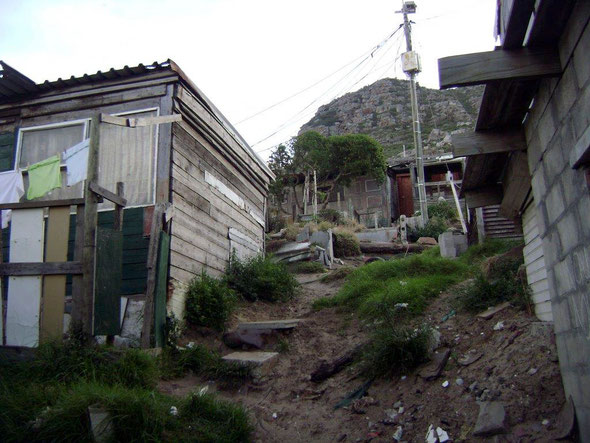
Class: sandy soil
159,264,571,442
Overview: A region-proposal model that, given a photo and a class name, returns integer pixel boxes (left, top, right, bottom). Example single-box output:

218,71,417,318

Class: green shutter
0,131,15,172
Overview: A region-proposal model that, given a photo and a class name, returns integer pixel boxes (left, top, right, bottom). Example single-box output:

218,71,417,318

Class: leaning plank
452,130,526,157
141,202,167,348
88,181,127,207
6,208,44,347
237,319,301,331
100,112,181,128
0,198,85,210
40,206,70,342
438,47,561,89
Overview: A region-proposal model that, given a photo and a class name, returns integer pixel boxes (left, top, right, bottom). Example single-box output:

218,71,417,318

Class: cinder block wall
525,3,590,436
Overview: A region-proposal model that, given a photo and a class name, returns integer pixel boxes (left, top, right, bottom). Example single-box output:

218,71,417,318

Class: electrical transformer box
401,51,421,73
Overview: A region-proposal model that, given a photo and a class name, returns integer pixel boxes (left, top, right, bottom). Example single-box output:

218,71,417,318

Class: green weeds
185,272,237,331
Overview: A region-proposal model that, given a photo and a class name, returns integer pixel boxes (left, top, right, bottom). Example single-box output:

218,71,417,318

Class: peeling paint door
396,174,414,217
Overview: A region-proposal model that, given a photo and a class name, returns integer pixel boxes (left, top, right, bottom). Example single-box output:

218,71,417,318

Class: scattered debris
493,321,504,331
441,309,456,322
458,350,483,366
311,346,361,383
425,424,438,443
441,380,449,388
419,348,451,380
169,406,178,416
528,367,538,375
477,302,511,320
351,396,377,414
393,426,403,441
542,419,549,426
455,378,464,386
473,401,507,436
436,426,450,442
272,412,278,419
334,378,374,410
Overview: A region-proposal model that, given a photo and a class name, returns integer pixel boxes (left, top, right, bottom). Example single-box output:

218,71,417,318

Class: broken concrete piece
426,424,438,443
458,350,483,366
554,396,576,440
473,401,507,436
417,236,437,245
436,426,450,442
237,319,301,331
296,225,310,242
392,426,403,441
477,302,511,320
222,351,279,378
493,321,504,331
88,404,113,443
419,348,451,380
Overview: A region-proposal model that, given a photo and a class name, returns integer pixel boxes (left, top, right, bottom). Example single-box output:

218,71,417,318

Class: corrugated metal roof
0,60,39,102
36,60,173,92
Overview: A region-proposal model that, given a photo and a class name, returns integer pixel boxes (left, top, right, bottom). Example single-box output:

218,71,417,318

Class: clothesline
0,138,90,227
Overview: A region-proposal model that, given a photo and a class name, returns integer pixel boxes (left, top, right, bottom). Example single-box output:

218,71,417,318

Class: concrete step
237,319,301,331
222,351,279,377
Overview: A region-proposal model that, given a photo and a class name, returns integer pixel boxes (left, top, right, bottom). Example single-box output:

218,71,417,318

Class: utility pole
397,1,428,225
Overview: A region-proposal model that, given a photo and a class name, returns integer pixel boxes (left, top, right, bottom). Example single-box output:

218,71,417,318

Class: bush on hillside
332,230,361,257
408,216,448,242
225,253,299,302
428,200,457,221
185,272,236,331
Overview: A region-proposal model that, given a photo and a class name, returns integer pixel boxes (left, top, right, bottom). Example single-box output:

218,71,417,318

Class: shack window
18,120,87,168
16,109,158,208
365,179,382,192
99,109,158,208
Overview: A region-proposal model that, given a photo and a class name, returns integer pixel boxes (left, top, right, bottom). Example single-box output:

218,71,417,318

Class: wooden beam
0,198,85,210
499,0,536,49
0,261,82,276
452,130,527,157
465,185,504,209
100,112,181,128
438,47,561,90
88,181,127,207
499,151,531,219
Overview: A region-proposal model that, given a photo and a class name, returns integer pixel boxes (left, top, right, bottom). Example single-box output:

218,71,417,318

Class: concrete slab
238,319,301,331
222,351,279,377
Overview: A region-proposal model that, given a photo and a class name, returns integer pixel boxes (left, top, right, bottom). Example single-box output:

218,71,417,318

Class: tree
267,143,294,214
267,131,386,212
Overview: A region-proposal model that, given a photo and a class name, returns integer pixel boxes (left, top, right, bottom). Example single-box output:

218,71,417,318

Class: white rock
442,380,450,388
393,426,403,441
272,412,278,419
436,427,450,442
456,378,464,386
542,419,549,426
493,321,504,331
425,424,437,443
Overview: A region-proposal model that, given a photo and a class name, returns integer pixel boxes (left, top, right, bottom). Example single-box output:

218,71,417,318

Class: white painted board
5,208,44,347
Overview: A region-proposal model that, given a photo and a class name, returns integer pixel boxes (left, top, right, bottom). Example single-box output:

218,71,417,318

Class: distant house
388,153,464,218
438,0,590,435
0,59,273,345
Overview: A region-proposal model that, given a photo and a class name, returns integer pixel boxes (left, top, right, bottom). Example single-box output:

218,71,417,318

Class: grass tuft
294,261,326,274
185,272,237,331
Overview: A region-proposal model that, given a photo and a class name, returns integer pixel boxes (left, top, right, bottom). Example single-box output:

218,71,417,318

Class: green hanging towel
27,155,62,200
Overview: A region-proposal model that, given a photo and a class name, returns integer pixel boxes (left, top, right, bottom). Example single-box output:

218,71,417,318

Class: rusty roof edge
167,59,273,181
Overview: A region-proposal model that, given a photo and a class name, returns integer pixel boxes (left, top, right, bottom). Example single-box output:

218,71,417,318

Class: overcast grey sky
1,0,496,158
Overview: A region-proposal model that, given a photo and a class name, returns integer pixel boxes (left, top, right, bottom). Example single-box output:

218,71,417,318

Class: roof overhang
437,0,575,216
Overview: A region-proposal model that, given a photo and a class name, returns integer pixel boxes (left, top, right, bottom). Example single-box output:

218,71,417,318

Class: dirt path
159,268,570,442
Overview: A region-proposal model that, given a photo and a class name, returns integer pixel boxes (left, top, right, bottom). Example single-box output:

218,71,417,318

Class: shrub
408,216,448,242
284,224,300,241
267,213,286,233
332,230,361,257
319,208,343,224
460,238,523,264
225,253,299,302
185,272,236,331
294,261,326,274
361,323,432,377
456,256,530,312
428,200,457,221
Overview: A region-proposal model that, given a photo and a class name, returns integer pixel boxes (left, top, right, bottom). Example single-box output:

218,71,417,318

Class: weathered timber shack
439,0,590,434
0,59,273,346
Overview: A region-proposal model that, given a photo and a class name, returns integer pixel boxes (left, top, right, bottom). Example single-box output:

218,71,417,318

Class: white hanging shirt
0,170,25,229
63,139,89,186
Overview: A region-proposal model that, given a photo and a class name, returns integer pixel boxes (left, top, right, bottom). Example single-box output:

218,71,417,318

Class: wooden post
106,182,124,345
0,211,3,345
80,115,100,336
141,202,166,348
313,169,318,218
71,204,85,331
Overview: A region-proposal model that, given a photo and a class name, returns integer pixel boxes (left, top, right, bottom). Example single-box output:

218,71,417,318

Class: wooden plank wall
168,85,268,319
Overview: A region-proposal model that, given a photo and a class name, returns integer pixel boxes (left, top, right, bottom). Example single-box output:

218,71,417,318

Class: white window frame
16,118,90,169
14,107,160,210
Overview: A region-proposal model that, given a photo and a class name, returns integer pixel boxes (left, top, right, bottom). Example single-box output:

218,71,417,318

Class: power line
251,25,404,151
